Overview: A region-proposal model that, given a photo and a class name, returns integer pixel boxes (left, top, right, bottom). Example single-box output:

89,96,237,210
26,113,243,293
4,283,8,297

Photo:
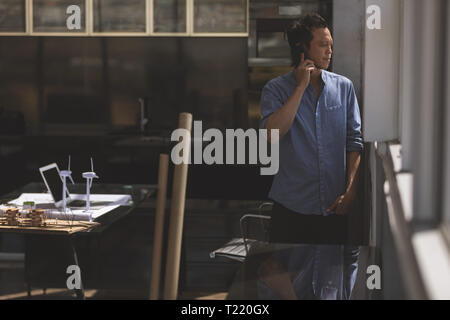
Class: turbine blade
90,179,93,189
68,155,71,171
69,175,75,184
91,157,94,172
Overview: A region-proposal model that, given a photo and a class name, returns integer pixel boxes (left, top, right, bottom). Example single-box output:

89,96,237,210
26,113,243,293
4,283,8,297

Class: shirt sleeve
346,82,364,152
259,82,284,129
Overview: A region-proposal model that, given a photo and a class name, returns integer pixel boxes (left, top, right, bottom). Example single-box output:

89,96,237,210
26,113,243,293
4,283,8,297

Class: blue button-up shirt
260,69,363,215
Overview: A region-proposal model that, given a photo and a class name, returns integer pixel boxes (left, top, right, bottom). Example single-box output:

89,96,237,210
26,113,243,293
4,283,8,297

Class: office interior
0,0,449,300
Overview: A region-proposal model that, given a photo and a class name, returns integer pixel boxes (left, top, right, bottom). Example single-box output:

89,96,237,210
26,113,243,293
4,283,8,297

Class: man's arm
327,81,364,215
345,151,361,197
265,85,306,141
344,82,363,199
265,53,315,142
327,151,361,215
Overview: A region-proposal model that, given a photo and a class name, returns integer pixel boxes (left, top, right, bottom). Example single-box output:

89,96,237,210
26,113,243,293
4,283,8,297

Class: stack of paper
5,193,132,221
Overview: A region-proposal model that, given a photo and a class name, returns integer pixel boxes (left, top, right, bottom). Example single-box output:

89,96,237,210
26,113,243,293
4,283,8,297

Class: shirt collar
320,69,328,83
289,68,329,85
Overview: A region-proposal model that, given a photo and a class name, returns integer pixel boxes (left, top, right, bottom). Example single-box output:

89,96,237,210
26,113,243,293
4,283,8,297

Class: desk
0,182,157,299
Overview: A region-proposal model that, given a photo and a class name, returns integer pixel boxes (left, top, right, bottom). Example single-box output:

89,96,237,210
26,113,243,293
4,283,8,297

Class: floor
0,246,378,300
0,265,228,300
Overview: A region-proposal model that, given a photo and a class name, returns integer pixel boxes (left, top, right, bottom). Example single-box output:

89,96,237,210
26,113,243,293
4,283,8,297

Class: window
193,0,247,34
0,0,26,34
32,0,87,34
93,0,147,34
153,0,187,34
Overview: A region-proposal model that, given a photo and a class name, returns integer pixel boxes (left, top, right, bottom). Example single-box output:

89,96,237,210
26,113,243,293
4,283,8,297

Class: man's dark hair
286,13,329,66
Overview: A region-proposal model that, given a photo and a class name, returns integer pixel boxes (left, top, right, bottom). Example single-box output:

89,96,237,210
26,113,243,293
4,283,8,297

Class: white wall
332,0,364,102
363,0,401,142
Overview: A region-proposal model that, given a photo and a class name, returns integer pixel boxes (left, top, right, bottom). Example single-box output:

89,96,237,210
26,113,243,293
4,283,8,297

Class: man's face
306,27,333,70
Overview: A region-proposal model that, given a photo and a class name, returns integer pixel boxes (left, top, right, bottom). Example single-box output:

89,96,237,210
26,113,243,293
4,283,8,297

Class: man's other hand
327,191,356,215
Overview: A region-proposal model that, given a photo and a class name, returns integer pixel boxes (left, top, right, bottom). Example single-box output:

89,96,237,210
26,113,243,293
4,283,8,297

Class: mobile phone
293,44,313,68
293,44,304,68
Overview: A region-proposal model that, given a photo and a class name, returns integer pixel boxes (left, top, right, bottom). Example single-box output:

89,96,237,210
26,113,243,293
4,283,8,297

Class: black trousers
269,201,349,245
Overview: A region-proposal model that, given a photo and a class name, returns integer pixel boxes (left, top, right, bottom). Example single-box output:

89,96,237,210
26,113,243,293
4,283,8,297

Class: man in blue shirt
258,13,363,299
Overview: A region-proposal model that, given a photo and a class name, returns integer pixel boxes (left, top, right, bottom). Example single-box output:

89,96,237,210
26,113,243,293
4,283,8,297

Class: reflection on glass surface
194,0,247,33
153,0,186,33
33,0,86,33
0,0,26,32
41,38,106,129
0,37,247,135
257,32,291,59
93,0,146,33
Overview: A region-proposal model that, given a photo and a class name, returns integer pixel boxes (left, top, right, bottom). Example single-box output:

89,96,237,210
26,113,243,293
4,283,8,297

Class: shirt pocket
324,104,342,112
322,104,346,149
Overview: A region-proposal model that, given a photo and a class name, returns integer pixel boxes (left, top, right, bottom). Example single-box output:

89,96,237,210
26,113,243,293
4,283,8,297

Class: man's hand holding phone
295,53,315,89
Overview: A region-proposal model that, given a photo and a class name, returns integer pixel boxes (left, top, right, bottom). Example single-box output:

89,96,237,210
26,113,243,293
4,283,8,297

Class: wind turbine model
59,155,75,213
82,157,99,221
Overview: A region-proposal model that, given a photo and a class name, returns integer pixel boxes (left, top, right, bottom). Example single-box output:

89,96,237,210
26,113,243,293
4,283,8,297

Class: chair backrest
240,214,271,256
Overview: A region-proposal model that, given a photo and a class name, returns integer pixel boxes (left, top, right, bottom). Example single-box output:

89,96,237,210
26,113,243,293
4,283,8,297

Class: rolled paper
149,153,169,300
163,112,192,300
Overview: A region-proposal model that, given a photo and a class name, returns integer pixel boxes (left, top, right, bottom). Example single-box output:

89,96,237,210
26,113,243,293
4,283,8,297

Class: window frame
0,0,249,37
